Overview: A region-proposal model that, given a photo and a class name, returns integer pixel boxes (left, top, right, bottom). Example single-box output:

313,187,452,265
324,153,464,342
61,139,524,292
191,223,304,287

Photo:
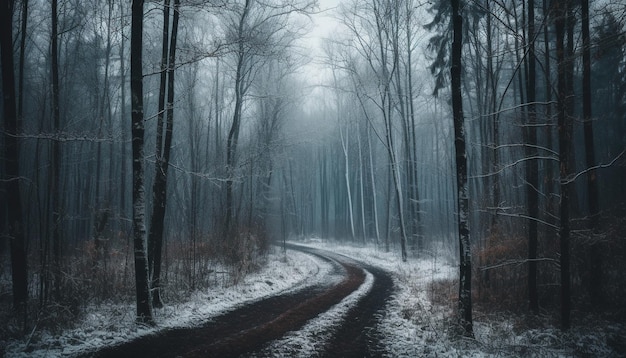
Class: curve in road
86,245,393,358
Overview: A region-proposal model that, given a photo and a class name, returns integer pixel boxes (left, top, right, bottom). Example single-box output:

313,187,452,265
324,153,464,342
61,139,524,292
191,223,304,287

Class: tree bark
554,0,571,330
130,0,154,325
581,0,601,306
49,0,65,301
1,0,28,315
17,0,28,119
526,0,539,314
148,0,178,310
451,0,473,337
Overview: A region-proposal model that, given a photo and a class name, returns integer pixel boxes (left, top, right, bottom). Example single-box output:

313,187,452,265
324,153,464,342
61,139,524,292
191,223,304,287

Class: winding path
87,244,394,357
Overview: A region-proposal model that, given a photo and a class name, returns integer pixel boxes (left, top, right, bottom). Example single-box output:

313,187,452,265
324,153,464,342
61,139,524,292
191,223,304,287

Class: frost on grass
2,248,332,358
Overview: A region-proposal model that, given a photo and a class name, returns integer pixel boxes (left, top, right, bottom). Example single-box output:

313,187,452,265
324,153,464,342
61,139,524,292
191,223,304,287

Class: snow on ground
3,248,335,358
298,238,626,357
4,240,624,357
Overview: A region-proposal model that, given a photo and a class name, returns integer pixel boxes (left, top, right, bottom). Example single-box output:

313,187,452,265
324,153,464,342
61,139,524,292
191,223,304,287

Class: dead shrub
221,224,270,284
428,278,458,314
475,229,528,311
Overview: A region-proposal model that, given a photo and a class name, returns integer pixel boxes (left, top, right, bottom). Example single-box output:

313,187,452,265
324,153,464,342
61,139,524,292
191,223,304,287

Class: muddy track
320,261,394,357
85,246,393,357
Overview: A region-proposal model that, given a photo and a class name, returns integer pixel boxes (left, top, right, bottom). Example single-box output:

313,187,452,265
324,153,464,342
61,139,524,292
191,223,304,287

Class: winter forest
1,0,625,356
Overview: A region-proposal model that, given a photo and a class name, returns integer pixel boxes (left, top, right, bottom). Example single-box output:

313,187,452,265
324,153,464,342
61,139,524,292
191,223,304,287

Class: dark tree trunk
130,0,154,325
225,0,252,236
486,1,500,231
526,0,539,314
17,0,27,119
119,2,129,222
581,0,601,306
51,0,62,300
405,2,422,251
149,0,179,309
542,0,556,241
451,0,473,337
554,0,571,331
148,0,171,310
1,0,28,315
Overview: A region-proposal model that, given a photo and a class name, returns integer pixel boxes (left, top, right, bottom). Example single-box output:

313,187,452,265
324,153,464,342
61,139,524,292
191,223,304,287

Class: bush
475,229,528,311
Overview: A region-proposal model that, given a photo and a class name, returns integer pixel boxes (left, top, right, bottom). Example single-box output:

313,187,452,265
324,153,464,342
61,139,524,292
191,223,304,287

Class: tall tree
526,0,540,314
554,0,571,330
148,0,180,309
581,0,601,306
50,0,62,300
224,0,253,235
451,0,473,337
130,0,154,325
17,0,28,121
1,0,28,314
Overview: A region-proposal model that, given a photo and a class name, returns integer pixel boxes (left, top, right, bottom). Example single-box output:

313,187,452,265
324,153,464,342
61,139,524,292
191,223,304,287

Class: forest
1,0,625,355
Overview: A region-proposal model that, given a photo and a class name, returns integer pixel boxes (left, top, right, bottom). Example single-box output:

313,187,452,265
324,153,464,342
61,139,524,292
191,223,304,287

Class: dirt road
86,245,394,357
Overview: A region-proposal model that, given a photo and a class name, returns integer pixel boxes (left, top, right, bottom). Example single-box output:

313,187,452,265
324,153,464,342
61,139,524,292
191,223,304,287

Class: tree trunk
485,0,500,231
50,0,63,301
554,0,571,331
119,2,129,223
451,0,473,337
371,0,407,261
339,123,356,240
581,0,601,306
526,0,539,314
405,0,422,251
130,0,154,325
148,0,176,310
17,0,28,119
542,0,556,242
367,124,381,245
357,126,367,242
225,0,252,236
1,0,28,315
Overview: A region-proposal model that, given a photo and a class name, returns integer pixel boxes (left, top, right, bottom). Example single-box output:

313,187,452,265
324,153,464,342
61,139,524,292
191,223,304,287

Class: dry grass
0,226,271,341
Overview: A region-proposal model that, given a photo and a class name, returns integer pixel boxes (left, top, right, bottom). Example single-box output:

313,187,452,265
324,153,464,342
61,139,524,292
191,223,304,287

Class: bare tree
581,0,601,306
222,0,315,236
50,0,63,300
148,0,180,309
337,0,409,260
130,0,154,325
1,0,28,315
554,0,571,330
525,0,539,314
451,0,473,337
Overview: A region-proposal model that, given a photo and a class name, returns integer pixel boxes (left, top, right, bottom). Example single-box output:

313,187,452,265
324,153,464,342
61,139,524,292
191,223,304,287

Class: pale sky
297,0,344,112
307,0,342,49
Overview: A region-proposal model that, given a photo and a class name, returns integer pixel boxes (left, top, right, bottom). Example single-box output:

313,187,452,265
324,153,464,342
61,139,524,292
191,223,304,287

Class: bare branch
562,149,626,185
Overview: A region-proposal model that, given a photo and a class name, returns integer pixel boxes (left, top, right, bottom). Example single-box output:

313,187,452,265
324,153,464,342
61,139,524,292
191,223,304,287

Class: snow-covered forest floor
2,240,625,357
301,240,626,357
1,249,334,357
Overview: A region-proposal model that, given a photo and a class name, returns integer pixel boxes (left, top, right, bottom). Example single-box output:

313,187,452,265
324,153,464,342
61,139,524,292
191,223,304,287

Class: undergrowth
0,226,271,345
